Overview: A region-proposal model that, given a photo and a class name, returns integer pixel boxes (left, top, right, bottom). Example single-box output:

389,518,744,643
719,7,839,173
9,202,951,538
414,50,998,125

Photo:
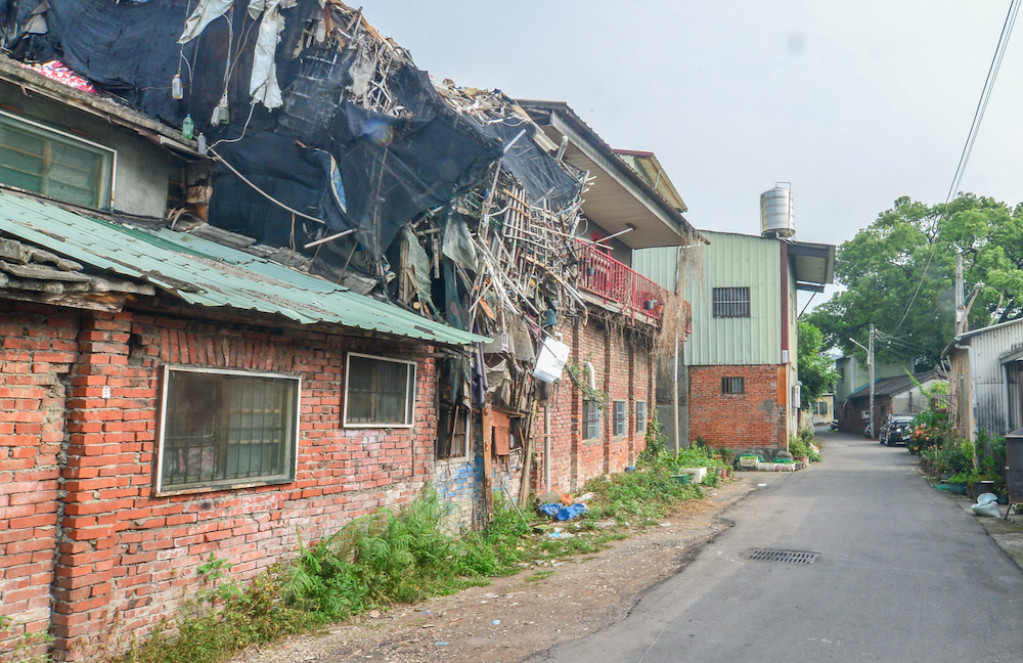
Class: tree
797,319,839,410
806,193,1023,368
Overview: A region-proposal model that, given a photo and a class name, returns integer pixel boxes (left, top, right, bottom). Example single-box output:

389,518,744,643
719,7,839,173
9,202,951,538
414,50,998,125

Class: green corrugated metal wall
633,246,678,292
682,231,783,366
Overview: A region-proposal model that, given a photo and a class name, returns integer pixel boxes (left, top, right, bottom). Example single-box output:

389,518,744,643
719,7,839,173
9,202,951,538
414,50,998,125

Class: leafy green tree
806,194,1023,368
797,319,839,409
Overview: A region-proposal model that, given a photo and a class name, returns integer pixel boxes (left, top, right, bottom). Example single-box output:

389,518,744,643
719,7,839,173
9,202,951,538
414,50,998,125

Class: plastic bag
971,493,1001,517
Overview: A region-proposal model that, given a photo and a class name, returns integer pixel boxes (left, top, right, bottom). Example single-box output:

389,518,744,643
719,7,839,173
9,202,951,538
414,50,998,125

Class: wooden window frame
0,112,116,210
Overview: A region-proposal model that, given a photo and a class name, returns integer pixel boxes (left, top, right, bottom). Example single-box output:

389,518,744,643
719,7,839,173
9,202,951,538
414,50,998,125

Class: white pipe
544,405,551,491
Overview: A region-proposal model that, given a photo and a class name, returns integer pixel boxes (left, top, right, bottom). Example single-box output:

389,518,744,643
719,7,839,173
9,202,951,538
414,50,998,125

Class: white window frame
0,111,117,209
155,365,301,495
343,352,417,428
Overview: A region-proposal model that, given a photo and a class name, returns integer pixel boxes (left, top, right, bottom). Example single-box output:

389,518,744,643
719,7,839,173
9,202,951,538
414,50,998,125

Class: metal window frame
343,352,417,428
712,287,751,318
583,399,601,440
635,400,647,433
155,364,301,495
612,399,627,436
721,376,746,395
0,111,117,209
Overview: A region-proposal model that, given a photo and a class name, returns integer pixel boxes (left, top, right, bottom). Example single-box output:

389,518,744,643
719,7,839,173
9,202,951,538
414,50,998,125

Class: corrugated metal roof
0,190,486,347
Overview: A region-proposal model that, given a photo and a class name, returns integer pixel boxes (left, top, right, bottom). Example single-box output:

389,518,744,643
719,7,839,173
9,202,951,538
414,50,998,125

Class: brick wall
538,316,656,494
688,364,787,453
2,304,442,661
0,302,78,659
1,298,658,661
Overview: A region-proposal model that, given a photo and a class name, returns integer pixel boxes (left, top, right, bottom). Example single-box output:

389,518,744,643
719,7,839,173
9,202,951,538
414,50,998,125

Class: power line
892,0,1021,334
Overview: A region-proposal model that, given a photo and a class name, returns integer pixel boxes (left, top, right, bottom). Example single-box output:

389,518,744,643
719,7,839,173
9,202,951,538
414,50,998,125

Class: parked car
880,415,915,446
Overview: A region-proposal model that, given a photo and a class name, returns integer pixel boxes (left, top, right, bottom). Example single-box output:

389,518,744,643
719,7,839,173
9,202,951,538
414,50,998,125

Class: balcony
576,239,668,321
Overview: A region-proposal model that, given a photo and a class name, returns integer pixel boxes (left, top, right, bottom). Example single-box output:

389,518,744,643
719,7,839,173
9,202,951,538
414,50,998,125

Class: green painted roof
0,190,486,347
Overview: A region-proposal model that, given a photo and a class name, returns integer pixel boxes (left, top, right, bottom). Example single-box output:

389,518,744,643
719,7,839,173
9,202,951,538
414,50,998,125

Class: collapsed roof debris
0,0,690,432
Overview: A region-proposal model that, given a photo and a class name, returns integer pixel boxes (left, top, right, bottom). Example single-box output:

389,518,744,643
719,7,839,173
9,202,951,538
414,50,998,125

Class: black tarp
0,0,573,266
208,132,349,248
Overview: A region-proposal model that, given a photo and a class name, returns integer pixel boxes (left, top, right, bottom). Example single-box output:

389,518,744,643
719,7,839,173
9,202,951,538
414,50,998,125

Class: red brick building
681,226,835,454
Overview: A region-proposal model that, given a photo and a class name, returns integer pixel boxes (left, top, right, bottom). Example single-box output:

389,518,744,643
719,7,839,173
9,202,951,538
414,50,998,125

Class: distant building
946,317,1023,441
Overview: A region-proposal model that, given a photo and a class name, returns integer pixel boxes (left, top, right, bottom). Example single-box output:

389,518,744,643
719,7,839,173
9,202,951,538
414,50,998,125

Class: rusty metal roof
0,190,486,346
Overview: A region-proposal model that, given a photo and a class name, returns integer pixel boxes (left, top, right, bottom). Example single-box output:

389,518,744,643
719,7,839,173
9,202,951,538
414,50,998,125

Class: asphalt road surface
527,430,1023,663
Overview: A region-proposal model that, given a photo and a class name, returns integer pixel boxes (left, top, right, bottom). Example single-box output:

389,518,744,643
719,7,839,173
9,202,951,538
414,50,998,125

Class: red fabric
20,61,96,94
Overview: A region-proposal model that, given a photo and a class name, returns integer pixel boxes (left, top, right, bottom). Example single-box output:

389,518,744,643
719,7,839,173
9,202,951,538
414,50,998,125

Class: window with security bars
721,377,746,394
0,113,114,210
158,366,299,493
712,287,750,318
583,399,601,440
344,353,416,427
635,400,647,433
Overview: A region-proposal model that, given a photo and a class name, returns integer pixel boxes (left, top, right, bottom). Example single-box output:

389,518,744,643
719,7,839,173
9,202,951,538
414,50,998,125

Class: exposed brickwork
688,364,787,452
1,297,657,661
2,304,442,660
0,302,78,659
537,317,655,494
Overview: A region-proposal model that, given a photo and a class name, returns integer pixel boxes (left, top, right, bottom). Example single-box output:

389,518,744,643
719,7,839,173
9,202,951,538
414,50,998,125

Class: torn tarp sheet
480,118,580,210
208,132,350,247
328,65,501,257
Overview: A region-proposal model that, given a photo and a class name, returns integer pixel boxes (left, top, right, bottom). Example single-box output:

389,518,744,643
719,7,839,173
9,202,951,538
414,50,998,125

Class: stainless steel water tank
760,184,795,238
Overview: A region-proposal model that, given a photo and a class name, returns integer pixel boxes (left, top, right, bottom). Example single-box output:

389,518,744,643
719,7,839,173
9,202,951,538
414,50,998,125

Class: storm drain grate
746,549,819,565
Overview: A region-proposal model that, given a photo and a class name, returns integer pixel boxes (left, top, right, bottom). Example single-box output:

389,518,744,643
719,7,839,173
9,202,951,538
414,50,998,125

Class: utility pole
955,249,965,336
868,324,875,438
850,327,876,437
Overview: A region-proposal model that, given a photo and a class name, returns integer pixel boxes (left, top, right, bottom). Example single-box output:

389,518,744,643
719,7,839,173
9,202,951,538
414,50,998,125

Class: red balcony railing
576,239,667,320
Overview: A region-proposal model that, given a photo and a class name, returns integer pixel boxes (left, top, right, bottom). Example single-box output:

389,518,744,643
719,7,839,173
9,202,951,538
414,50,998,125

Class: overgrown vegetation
117,447,725,663
909,381,1008,498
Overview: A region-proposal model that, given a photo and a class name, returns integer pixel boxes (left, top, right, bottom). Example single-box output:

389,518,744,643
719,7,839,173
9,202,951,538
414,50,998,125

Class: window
344,353,416,427
712,287,750,318
816,401,829,415
613,400,627,436
0,113,114,209
436,407,468,459
635,400,647,433
722,377,745,394
157,366,299,493
583,399,601,440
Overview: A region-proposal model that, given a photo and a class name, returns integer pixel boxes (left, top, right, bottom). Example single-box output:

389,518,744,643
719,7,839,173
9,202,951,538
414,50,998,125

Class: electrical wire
207,146,326,225
892,0,1021,334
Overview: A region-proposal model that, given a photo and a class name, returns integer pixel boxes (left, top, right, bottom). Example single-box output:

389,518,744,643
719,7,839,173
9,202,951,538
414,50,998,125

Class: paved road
527,430,1023,663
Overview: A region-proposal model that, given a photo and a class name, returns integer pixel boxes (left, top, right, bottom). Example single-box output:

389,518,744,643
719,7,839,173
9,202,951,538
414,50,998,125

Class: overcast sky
364,0,1023,253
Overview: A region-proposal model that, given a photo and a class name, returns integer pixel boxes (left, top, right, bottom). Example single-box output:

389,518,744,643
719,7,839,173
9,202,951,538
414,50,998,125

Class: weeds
118,455,715,663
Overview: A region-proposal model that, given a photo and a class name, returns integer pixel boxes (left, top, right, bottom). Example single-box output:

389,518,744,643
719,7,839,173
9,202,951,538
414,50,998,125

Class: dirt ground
226,476,762,663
